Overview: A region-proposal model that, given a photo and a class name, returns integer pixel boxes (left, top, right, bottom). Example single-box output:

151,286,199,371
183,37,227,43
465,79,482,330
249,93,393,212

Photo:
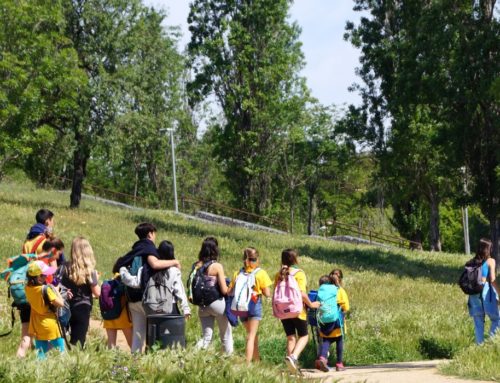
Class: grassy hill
0,178,498,382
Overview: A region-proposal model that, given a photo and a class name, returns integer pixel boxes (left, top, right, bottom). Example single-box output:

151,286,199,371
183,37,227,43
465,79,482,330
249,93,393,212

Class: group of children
11,209,350,374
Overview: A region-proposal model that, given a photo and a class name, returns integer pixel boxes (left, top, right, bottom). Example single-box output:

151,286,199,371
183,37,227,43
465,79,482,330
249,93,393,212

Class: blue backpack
316,284,342,326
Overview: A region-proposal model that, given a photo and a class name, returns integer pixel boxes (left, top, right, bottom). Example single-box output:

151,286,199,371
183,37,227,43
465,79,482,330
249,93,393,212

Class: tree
345,0,464,251
0,0,84,180
63,0,149,208
187,0,308,213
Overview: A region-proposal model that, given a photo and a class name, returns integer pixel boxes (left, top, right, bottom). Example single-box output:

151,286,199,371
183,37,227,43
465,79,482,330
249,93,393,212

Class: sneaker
335,362,346,371
285,355,298,374
316,357,330,372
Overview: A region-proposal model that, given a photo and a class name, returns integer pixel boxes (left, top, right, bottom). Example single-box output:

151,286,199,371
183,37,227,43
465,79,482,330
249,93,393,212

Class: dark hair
150,240,175,285
198,237,219,263
475,238,492,262
329,268,343,284
26,275,42,286
42,238,64,252
319,275,331,286
243,247,258,261
158,240,175,260
204,236,218,247
278,249,299,281
36,209,54,225
135,222,157,240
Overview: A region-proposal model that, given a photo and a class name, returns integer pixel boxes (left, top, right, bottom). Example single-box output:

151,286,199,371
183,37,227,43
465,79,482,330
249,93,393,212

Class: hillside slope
0,179,490,382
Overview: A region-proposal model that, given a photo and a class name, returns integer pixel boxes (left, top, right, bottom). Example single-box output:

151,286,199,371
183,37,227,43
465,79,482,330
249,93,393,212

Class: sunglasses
247,258,258,262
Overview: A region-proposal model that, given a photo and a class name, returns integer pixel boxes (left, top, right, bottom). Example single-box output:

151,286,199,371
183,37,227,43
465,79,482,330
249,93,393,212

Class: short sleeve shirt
25,285,60,340
230,267,273,296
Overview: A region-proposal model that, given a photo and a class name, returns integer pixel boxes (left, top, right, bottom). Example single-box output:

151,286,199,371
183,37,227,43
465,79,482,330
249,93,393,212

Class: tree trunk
429,191,442,251
289,187,295,234
307,184,318,236
489,215,499,267
70,134,87,208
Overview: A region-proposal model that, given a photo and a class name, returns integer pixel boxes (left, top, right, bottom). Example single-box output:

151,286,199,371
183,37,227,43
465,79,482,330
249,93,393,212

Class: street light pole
161,125,178,213
168,127,178,213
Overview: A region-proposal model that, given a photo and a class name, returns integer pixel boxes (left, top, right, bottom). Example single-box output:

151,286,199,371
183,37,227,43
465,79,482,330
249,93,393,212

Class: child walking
25,261,65,359
274,249,319,374
228,247,272,364
315,269,350,372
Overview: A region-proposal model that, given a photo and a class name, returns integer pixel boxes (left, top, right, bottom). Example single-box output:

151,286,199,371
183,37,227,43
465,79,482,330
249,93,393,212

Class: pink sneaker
335,362,346,371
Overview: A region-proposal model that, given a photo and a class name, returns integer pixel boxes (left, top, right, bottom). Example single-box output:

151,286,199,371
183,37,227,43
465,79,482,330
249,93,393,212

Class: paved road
301,360,493,383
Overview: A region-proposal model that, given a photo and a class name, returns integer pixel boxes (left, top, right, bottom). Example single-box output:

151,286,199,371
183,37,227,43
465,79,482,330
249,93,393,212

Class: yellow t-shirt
230,267,273,296
23,235,48,256
274,267,307,320
320,287,350,338
25,285,61,341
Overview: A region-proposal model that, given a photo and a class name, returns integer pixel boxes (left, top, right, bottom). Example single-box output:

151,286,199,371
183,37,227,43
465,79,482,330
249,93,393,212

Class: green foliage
0,0,85,179
188,0,309,213
440,337,500,381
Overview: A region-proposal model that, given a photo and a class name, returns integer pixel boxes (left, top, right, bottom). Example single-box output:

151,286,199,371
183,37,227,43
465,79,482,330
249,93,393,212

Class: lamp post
461,166,470,255
161,124,178,213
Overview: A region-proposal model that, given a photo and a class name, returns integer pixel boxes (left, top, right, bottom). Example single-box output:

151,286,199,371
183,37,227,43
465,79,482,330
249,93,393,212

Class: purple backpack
99,279,124,320
272,269,303,319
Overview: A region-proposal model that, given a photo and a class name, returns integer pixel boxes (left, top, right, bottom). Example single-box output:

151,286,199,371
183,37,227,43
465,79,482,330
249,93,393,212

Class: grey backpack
142,270,178,316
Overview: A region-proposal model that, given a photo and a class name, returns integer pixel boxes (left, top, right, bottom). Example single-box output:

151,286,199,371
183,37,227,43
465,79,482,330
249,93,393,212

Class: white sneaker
285,355,298,374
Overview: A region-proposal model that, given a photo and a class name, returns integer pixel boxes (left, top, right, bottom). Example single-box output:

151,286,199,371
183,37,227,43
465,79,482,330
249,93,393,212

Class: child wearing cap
25,260,65,359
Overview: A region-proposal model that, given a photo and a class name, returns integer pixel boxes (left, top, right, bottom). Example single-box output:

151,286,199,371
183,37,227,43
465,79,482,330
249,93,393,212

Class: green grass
0,178,495,381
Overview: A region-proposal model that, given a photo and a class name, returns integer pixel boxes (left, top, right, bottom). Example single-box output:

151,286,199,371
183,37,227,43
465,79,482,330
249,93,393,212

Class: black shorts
18,303,31,324
281,317,308,337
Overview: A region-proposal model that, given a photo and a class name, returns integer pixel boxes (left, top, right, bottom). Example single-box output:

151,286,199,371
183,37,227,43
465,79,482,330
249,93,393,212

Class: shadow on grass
130,213,459,285
130,213,271,246
297,244,460,285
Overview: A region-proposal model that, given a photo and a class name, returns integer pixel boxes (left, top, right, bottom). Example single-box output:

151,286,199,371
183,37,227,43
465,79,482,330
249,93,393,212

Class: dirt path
301,360,493,383
89,319,130,351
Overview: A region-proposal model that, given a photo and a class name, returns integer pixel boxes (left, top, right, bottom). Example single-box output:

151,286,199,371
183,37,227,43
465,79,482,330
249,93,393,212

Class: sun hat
27,260,57,277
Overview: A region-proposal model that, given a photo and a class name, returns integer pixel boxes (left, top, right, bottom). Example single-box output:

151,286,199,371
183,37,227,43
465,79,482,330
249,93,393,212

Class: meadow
0,178,498,382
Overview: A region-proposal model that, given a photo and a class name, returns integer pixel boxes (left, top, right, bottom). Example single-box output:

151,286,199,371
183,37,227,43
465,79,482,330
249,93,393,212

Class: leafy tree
0,0,84,180
187,0,308,214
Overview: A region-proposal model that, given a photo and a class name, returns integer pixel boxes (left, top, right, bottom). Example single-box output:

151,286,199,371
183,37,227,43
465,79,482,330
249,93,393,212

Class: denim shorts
240,297,263,322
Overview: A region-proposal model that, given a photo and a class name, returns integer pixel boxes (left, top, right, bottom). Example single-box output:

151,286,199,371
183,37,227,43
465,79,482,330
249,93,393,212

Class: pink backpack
272,268,303,319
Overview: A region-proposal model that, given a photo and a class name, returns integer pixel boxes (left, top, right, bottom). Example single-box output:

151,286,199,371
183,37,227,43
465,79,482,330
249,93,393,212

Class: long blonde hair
68,236,96,285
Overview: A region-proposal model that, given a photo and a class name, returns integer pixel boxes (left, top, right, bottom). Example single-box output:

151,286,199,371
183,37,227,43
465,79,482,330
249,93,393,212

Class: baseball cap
27,260,57,277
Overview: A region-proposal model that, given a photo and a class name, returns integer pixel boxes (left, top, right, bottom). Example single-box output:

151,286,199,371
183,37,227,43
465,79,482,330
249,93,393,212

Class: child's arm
46,286,64,308
147,255,180,270
119,266,141,288
338,288,350,312
172,269,191,317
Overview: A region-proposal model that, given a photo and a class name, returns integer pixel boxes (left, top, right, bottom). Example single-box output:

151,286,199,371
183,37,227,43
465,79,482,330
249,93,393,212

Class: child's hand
184,313,191,320
310,301,320,309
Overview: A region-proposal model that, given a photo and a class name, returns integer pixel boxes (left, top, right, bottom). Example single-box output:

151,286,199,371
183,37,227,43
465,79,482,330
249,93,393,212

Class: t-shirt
25,285,60,340
22,235,47,256
230,267,273,296
274,267,307,320
61,266,98,308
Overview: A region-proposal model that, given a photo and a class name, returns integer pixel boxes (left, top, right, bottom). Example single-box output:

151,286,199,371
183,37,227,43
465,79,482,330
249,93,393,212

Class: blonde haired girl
60,236,101,347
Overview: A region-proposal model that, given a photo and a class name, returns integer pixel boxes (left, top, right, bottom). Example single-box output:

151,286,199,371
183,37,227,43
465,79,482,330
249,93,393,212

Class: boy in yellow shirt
25,261,65,359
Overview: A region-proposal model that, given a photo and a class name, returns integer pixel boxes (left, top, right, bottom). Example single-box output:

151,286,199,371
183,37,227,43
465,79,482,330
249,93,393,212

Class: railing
54,177,159,209
181,196,288,233
326,219,422,249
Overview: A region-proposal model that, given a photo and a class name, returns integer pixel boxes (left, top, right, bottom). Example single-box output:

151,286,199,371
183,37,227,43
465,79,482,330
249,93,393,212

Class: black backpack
191,261,221,306
458,258,484,295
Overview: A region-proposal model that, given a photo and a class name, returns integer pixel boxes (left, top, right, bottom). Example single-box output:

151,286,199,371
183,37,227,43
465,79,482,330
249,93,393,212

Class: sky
143,0,363,107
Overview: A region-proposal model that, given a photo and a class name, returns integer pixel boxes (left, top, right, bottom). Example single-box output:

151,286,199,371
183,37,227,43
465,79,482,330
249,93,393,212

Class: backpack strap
23,235,46,255
42,285,71,350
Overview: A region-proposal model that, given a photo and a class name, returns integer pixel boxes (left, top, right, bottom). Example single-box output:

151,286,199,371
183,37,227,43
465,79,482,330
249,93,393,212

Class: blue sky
144,0,363,107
